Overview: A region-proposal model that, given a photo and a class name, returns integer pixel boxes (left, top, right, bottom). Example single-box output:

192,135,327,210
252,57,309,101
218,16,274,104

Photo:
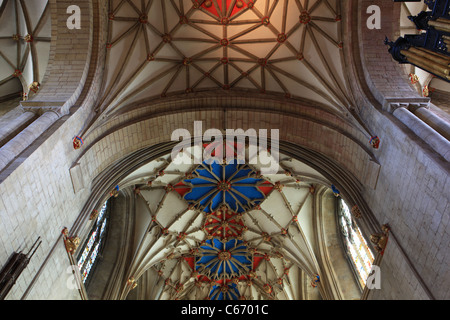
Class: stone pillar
0,111,37,147
0,111,61,172
0,0,93,175
391,106,450,162
409,104,450,141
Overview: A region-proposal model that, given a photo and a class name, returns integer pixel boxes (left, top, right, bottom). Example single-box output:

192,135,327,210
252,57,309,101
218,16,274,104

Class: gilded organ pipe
400,49,450,79
428,20,450,33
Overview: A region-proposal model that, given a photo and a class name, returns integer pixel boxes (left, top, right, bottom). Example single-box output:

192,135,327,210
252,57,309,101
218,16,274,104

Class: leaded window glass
338,199,374,288
77,201,109,284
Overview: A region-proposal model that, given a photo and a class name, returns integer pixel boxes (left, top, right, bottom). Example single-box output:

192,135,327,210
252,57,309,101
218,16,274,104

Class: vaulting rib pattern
119,144,328,300
99,0,350,118
0,0,51,101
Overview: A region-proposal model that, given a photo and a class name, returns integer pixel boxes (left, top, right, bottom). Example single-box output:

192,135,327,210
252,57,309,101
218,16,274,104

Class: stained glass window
77,201,109,284
338,199,374,288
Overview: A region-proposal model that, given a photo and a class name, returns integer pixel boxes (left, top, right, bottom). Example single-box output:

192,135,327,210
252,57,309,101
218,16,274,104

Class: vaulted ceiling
0,0,373,301
97,0,352,120
1,0,449,121
109,145,352,300
0,0,51,102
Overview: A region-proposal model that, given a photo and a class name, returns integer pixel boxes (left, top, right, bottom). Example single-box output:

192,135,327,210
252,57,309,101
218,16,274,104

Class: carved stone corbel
89,209,99,221
62,228,81,254
370,224,390,254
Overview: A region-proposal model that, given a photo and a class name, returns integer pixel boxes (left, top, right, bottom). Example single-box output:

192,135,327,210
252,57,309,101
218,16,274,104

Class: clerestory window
338,199,374,288
77,200,109,284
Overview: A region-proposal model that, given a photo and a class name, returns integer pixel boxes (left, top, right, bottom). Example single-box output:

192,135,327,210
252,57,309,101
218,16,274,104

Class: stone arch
20,0,95,115
348,0,422,109
69,96,384,239
73,137,380,300
71,95,380,191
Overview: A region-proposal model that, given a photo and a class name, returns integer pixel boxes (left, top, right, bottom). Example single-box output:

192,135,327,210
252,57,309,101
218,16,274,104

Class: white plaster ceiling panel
141,189,190,226
140,188,166,214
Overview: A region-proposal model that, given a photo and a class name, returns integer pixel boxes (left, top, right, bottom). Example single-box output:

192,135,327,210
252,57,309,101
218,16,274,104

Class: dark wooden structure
386,0,450,82
0,237,41,299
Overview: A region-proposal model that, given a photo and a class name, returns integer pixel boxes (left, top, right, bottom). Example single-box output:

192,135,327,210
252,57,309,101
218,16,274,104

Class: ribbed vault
0,0,51,103
87,0,353,130
83,142,366,300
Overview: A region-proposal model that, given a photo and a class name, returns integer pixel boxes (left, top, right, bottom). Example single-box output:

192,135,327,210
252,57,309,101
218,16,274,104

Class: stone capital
19,101,70,117
382,97,430,114
407,102,431,113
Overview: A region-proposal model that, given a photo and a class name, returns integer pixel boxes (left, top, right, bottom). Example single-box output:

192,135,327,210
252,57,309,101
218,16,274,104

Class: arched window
77,200,109,284
338,199,374,288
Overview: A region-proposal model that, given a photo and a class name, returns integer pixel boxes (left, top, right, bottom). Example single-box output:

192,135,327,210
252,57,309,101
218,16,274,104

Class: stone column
0,110,61,172
0,111,37,147
409,104,450,141
391,106,450,162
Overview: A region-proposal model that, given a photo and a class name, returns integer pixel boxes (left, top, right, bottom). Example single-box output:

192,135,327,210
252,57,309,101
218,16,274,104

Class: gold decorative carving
89,209,99,221
127,277,138,289
351,205,362,219
29,82,40,93
62,228,80,254
370,224,390,254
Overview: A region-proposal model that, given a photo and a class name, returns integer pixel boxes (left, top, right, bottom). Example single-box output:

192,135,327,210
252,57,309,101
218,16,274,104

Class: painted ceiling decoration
0,1,380,299
174,143,275,299
115,142,341,300
0,0,51,101
181,159,273,214
80,0,353,136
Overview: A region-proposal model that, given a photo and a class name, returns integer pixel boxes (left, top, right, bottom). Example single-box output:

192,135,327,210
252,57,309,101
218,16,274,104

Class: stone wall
349,0,450,300
76,94,378,193
430,91,450,119
356,0,422,107
0,0,107,300
0,0,448,301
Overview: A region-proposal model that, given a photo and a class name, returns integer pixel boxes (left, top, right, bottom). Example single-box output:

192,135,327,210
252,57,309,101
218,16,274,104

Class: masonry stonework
0,0,448,301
